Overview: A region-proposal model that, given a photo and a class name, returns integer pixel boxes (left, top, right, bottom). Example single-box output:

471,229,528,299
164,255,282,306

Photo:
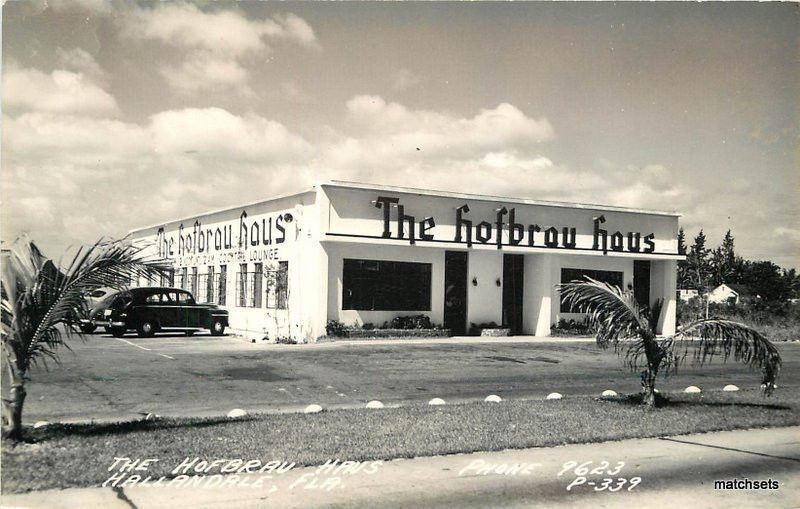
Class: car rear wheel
111,327,126,338
137,320,156,338
103,326,111,334
80,324,97,334
210,319,225,336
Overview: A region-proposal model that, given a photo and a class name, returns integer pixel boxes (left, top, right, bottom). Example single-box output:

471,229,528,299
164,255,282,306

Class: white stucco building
130,181,683,341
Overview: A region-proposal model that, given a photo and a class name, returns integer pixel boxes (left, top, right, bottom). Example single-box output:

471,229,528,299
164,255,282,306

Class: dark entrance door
502,254,525,334
443,251,468,336
633,260,651,310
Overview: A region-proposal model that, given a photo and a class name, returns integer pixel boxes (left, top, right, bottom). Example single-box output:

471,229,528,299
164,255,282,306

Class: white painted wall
522,254,559,336
650,259,678,335
465,250,504,327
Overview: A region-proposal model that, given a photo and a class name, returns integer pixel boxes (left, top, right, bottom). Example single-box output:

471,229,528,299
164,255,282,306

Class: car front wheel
111,327,126,338
137,320,156,338
210,319,225,336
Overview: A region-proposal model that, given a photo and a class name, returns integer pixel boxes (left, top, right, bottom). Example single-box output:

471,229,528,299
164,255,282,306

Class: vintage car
103,287,229,338
79,291,119,334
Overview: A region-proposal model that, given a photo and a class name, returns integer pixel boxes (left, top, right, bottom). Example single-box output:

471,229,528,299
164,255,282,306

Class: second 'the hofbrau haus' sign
156,210,289,259
373,195,657,255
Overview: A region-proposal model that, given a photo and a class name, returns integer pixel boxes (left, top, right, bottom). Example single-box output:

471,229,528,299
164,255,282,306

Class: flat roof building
130,181,683,341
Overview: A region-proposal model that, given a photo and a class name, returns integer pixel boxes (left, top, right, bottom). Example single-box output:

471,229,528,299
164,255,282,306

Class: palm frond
670,318,782,393
2,235,169,376
558,277,650,348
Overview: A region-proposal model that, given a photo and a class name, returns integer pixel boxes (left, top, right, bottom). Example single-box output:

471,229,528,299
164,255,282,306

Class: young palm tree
559,277,781,406
1,236,165,439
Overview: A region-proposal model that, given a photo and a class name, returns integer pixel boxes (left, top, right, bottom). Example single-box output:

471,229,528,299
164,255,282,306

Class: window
160,269,175,287
253,263,263,308
177,291,193,304
179,267,188,290
560,268,624,312
205,266,214,303
236,263,248,307
276,261,288,309
218,265,227,306
190,267,199,297
342,259,431,311
145,293,163,303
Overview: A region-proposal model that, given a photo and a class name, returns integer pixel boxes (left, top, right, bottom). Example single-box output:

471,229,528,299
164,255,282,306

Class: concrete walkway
4,426,798,508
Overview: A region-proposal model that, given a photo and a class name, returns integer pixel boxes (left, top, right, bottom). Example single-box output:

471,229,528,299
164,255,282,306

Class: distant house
677,289,699,302
708,283,756,305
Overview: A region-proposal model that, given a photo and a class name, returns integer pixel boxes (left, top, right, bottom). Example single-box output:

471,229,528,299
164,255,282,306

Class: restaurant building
130,181,683,341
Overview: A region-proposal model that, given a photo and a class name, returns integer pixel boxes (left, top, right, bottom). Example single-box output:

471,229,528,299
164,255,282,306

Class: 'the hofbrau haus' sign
156,210,288,259
373,196,656,254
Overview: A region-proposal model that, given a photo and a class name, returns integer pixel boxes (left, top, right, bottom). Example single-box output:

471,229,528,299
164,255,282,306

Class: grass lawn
3,388,799,494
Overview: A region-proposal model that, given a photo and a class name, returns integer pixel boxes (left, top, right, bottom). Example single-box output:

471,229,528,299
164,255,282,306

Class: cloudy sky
3,2,798,268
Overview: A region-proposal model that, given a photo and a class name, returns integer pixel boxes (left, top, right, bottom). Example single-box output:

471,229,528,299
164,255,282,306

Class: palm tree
559,277,781,406
1,236,165,439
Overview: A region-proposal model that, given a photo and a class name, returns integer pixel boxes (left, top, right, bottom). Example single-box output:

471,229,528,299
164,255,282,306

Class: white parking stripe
113,338,175,360
113,337,151,351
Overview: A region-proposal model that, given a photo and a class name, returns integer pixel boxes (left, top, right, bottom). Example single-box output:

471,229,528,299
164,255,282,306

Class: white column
650,259,677,336
523,254,557,337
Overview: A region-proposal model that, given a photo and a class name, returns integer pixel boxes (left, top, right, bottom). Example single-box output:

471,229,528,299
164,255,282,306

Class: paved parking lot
21,332,800,422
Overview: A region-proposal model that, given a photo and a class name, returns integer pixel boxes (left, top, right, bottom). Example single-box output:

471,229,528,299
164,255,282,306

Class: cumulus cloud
0,92,745,265
3,65,118,116
120,3,318,93
123,4,318,55
149,107,312,161
56,48,106,82
160,53,251,94
343,95,554,160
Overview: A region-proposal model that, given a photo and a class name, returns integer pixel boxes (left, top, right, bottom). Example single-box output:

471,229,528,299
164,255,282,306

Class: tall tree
1,236,165,439
742,261,791,303
677,228,687,255
676,228,691,289
686,230,712,317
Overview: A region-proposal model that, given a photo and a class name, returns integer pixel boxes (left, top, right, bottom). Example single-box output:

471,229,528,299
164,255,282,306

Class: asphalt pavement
20,334,800,423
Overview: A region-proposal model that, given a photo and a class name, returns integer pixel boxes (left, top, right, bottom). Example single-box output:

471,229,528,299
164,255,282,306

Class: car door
176,291,201,328
160,291,180,328
142,292,165,327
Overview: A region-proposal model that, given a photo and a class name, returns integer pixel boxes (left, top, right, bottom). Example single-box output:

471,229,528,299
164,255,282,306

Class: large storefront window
343,259,431,311
560,268,624,312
